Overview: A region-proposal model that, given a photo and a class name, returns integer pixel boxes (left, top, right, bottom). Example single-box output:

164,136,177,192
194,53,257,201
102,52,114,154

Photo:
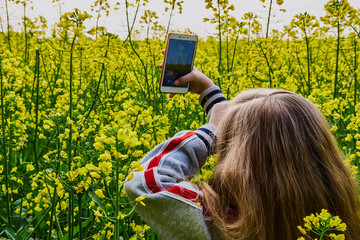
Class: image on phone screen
163,39,196,88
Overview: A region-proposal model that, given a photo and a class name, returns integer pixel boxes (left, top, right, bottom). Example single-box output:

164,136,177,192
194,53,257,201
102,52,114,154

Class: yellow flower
89,201,95,209
319,209,331,220
31,182,38,190
39,133,47,139
58,189,65,199
131,150,143,157
60,151,68,159
106,230,113,239
330,216,342,227
76,182,86,194
26,164,35,172
113,150,128,159
94,189,105,199
90,171,100,179
93,208,103,222
78,167,88,176
313,217,320,228
345,134,353,141
104,137,115,145
99,161,112,172
135,194,147,206
354,133,360,140
94,141,105,151
336,223,347,232
85,163,99,172
297,226,306,235
329,234,345,240
99,152,111,161
34,205,42,212
126,173,134,181
66,170,79,182
330,125,338,132
131,161,144,172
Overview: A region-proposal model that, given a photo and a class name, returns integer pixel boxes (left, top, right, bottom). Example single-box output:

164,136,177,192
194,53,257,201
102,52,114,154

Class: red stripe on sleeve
164,185,202,204
144,131,195,194
147,131,195,170
144,169,162,193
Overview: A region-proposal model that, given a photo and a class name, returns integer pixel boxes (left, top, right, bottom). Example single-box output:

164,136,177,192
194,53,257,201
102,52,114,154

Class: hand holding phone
159,33,198,94
172,67,215,95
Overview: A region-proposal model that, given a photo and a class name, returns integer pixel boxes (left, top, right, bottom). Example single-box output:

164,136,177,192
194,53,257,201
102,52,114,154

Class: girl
124,68,360,240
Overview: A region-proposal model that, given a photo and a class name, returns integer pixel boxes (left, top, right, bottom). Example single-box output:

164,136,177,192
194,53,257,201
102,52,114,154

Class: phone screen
162,39,197,88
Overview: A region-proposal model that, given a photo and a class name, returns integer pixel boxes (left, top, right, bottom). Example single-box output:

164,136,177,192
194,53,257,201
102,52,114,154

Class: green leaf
4,228,22,240
88,191,107,216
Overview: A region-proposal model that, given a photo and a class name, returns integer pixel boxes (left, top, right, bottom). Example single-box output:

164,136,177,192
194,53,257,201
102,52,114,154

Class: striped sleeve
124,127,216,240
194,125,217,155
198,86,227,115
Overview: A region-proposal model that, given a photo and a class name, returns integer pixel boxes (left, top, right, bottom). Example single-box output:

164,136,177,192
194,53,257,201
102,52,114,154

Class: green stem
125,0,150,101
78,194,83,240
256,40,273,87
25,207,51,240
265,0,273,39
47,122,61,240
23,2,28,63
123,0,141,44
217,0,222,85
68,34,77,240
56,121,63,239
226,33,229,72
40,55,56,105
334,20,340,99
33,49,40,171
83,35,109,122
5,0,11,52
354,36,358,112
95,2,102,39
230,33,239,72
1,53,11,227
46,183,57,240
115,139,120,240
73,35,110,158
303,19,311,96
164,0,176,42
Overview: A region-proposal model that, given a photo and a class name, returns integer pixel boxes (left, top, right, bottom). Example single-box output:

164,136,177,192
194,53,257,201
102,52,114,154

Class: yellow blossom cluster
297,209,347,240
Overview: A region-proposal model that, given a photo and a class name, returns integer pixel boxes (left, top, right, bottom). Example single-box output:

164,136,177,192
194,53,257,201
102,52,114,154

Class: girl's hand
174,67,215,95
159,50,215,98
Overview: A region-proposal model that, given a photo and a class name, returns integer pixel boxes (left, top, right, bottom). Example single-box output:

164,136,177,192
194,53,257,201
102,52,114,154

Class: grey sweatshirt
124,86,227,240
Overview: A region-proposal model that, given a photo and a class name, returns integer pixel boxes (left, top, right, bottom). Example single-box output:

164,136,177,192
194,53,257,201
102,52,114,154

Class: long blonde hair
199,89,360,240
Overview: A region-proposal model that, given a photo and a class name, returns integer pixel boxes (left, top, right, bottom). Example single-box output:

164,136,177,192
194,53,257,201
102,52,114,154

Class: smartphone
159,33,198,94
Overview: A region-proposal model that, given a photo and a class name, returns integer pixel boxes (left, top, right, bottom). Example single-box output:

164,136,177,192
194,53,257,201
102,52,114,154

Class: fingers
159,50,165,69
174,69,195,86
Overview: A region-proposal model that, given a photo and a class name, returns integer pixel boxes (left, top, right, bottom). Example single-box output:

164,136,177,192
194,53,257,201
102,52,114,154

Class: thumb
174,70,194,86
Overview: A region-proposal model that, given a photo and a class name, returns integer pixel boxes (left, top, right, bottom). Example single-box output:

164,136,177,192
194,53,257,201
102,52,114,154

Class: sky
1,0,360,39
